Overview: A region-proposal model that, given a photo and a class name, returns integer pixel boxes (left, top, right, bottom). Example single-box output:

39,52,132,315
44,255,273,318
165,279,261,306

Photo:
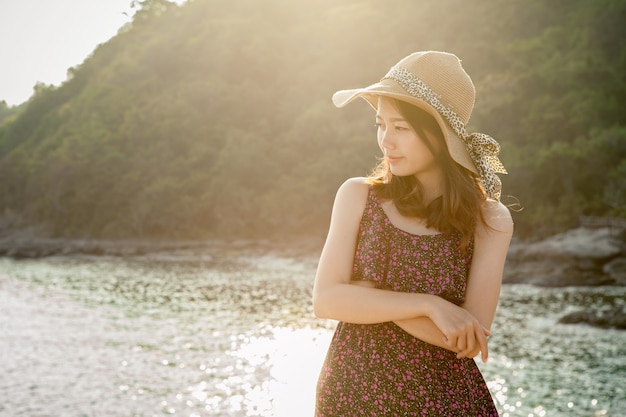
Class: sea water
0,249,624,417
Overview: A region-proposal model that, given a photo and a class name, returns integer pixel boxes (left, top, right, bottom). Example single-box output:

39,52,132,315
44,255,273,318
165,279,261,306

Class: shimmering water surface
1,248,625,417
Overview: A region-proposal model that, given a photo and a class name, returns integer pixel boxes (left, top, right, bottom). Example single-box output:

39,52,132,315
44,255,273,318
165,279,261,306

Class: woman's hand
353,280,490,362
427,296,491,362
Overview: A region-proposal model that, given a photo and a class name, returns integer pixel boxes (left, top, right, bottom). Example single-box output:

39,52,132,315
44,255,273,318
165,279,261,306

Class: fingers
454,324,476,359
465,323,477,353
457,328,469,352
442,334,457,350
442,328,468,352
452,323,490,363
430,299,491,362
477,328,489,363
444,322,476,353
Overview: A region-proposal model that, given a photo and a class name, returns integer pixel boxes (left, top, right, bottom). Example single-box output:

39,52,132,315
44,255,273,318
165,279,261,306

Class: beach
1,272,130,415
1,252,624,417
0,254,327,417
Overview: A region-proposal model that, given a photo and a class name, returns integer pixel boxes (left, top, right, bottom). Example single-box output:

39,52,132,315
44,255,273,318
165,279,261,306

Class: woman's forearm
313,283,435,324
394,317,454,351
394,316,486,360
315,281,488,360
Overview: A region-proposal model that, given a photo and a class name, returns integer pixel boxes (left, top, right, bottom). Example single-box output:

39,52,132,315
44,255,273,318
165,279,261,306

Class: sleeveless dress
315,188,499,416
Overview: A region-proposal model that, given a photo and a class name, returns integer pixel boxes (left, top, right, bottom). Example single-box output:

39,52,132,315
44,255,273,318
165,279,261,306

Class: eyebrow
375,114,407,122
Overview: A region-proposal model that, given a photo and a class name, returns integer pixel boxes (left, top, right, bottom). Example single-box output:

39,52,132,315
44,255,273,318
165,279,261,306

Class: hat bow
465,132,507,200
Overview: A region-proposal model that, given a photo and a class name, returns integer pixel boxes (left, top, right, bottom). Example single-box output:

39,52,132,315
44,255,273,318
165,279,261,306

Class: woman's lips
387,156,402,164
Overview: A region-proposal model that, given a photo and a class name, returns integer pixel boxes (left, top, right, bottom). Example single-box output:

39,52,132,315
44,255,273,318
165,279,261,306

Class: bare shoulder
479,199,514,235
330,177,371,224
335,177,370,205
339,176,370,190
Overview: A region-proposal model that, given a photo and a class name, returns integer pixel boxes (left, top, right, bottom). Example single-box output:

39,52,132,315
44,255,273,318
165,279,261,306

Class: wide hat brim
332,79,478,175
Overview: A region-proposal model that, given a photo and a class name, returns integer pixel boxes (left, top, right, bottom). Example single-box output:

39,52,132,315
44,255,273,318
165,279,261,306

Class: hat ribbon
382,66,507,200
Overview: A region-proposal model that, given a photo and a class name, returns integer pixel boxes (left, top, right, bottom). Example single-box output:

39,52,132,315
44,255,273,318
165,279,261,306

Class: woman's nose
379,129,395,150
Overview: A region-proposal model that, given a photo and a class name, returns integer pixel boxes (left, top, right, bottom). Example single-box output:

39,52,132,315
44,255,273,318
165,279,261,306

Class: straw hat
332,51,506,200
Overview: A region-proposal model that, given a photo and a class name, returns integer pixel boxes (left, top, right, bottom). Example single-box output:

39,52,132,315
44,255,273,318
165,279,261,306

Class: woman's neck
415,170,443,205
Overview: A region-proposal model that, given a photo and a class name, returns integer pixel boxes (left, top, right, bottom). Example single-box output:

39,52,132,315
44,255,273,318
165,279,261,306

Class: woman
313,51,513,416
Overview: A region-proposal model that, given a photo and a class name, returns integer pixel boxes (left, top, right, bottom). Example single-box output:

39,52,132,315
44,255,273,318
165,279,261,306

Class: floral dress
315,188,499,416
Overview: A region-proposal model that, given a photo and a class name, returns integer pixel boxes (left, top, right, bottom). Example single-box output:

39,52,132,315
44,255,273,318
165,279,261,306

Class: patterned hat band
382,66,507,201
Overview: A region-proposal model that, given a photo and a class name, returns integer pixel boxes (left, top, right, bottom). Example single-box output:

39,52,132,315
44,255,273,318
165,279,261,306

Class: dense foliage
1,0,624,240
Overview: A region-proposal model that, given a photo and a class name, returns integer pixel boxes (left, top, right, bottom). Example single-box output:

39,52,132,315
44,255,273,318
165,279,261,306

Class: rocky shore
2,226,624,286
504,227,626,287
0,231,229,259
0,230,324,260
1,226,625,329
558,306,626,330
503,226,626,330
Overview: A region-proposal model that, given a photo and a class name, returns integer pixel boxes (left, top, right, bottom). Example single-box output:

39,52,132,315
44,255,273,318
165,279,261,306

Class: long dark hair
367,98,486,250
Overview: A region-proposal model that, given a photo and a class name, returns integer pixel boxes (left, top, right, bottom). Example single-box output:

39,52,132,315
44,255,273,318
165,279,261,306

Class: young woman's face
375,96,441,179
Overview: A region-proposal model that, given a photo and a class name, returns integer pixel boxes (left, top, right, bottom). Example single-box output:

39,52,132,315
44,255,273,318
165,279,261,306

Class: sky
0,0,181,106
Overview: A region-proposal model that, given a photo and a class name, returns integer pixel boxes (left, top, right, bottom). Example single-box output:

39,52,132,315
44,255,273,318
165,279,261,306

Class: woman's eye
374,123,383,129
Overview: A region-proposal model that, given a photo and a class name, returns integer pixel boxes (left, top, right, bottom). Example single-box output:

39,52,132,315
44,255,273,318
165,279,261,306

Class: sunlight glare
231,326,332,416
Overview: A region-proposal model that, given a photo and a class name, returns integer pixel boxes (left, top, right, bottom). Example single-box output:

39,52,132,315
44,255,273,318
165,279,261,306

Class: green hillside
1,0,625,240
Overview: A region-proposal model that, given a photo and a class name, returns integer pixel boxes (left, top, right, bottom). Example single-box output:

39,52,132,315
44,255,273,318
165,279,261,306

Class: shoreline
0,230,325,260
1,226,624,287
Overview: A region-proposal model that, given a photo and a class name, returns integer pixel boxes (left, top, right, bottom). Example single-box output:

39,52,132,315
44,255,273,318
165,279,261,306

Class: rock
557,228,622,259
558,306,626,330
510,227,621,261
604,257,626,285
504,227,625,287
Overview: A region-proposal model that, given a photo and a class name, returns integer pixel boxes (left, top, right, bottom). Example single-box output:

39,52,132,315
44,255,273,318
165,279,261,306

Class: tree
0,0,623,240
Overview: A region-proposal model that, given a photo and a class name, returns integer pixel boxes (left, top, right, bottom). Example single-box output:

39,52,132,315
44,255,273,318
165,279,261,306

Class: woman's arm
313,178,439,323
343,280,453,350
394,316,469,350
312,177,493,350
457,199,513,358
392,200,513,362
